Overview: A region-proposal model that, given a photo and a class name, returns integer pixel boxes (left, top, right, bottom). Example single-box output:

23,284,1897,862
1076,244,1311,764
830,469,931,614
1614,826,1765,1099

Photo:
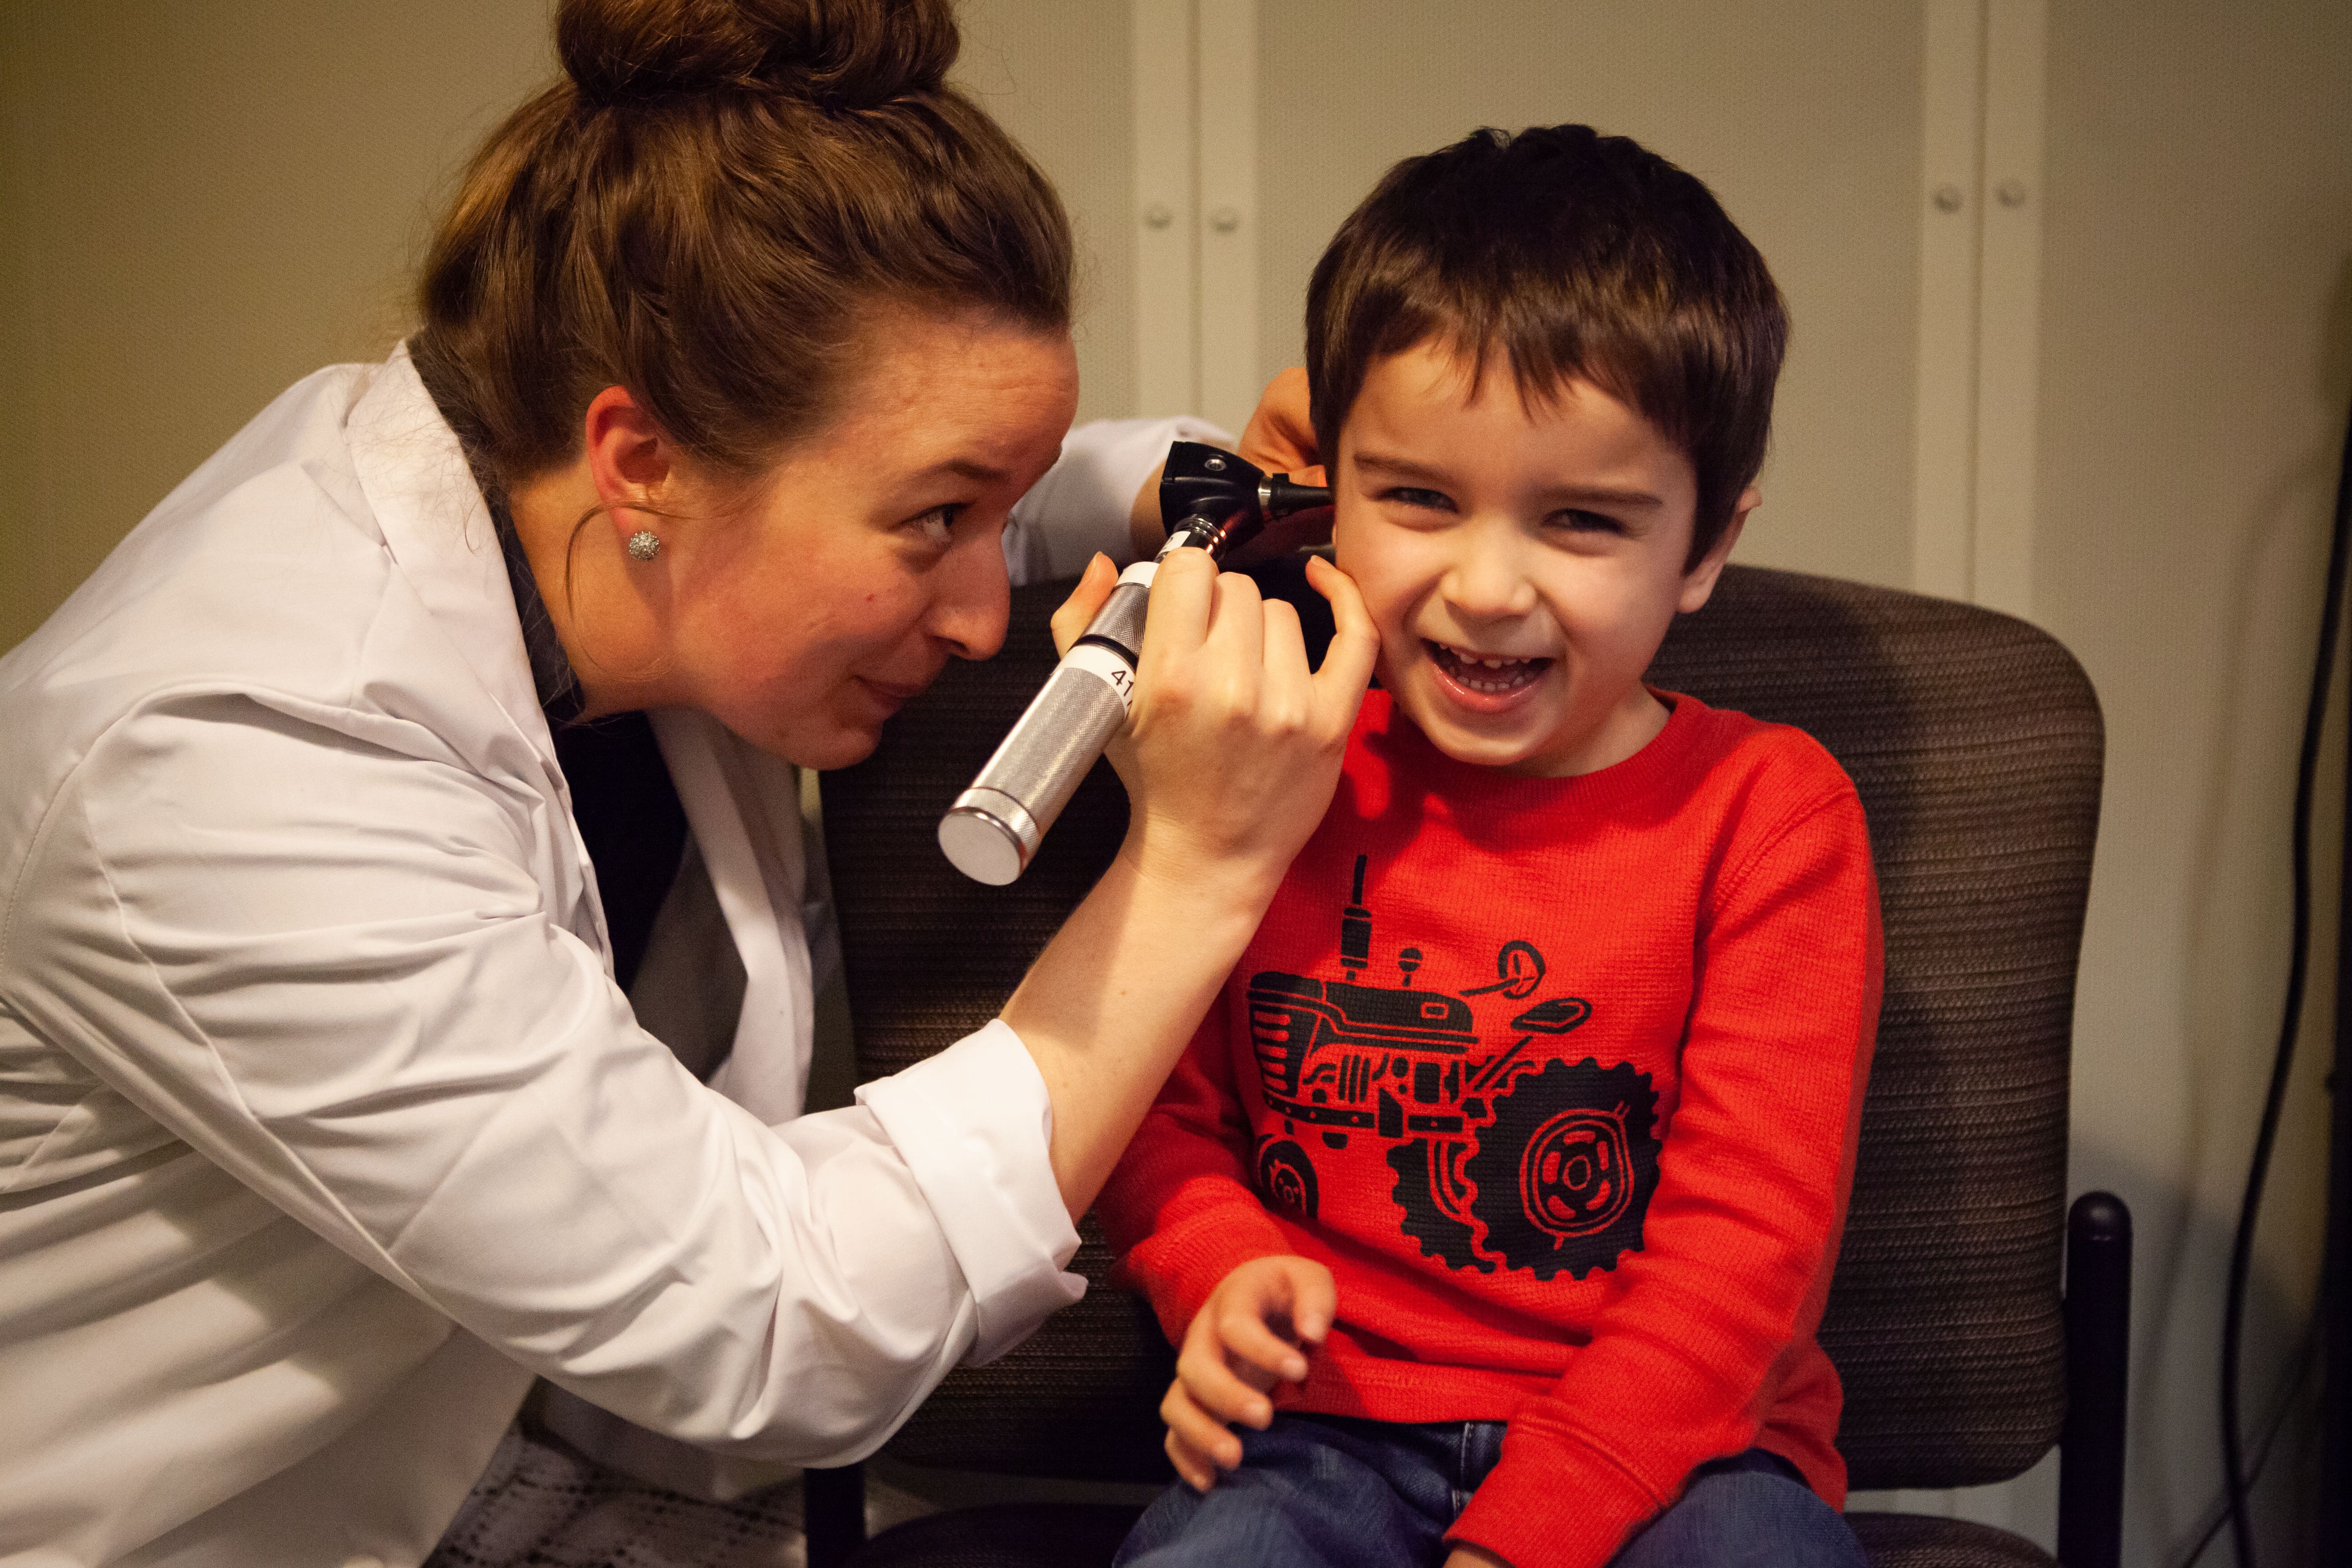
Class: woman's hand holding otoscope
991,450,1376,1214
939,440,1356,883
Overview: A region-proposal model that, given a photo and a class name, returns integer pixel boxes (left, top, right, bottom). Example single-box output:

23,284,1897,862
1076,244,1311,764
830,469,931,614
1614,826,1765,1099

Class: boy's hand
1444,1549,1513,1568
1161,1255,1336,1491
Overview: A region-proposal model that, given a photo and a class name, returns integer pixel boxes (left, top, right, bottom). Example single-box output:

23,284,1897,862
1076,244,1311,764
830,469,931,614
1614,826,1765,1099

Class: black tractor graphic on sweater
1248,855,1659,1280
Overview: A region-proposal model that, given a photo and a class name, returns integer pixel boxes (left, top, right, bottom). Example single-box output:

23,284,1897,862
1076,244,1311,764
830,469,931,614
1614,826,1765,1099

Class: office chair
813,563,2125,1568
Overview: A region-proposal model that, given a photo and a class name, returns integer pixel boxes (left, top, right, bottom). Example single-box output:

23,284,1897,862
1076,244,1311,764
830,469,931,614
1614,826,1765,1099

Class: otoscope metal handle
938,568,1155,885
938,441,1330,884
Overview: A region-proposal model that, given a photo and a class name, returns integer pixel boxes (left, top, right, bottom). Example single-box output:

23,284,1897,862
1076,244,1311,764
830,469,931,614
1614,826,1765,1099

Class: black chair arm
807,1462,868,1568
2057,1191,2131,1568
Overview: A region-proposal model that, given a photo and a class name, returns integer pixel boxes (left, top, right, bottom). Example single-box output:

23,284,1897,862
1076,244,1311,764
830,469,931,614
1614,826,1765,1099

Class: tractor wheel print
1463,1057,1659,1280
1255,1137,1321,1222
1385,1138,1491,1273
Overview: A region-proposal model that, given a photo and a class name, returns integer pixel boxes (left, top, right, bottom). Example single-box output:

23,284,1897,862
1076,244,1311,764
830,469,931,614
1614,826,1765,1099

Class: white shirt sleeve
1001,415,1235,586
856,1020,1082,1365
4,688,1077,1465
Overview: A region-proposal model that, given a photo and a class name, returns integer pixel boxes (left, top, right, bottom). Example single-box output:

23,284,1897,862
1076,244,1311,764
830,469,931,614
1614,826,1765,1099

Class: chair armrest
2057,1191,2131,1568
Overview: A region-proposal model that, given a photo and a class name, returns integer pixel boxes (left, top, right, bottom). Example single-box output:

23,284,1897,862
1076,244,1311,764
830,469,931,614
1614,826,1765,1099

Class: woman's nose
928,534,1012,661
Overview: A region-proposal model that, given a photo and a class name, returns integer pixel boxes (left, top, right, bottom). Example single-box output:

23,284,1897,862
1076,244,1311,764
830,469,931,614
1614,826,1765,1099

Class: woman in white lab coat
0,2,1371,1564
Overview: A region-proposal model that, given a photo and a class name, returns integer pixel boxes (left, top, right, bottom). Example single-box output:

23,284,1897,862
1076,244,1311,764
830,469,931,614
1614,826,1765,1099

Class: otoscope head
1158,441,1334,559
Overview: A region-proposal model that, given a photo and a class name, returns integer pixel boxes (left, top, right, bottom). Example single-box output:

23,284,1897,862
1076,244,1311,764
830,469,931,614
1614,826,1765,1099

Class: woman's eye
909,504,961,545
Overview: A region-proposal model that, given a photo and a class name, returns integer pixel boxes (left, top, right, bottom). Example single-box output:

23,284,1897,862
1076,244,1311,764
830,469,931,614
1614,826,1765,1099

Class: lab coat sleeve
2,687,1076,1464
1001,415,1234,586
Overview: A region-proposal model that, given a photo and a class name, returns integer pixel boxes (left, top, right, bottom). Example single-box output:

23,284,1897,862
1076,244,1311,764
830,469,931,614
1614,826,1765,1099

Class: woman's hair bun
558,0,958,112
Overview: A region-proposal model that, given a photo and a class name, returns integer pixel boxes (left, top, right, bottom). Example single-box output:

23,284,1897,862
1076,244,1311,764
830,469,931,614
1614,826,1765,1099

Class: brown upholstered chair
812,563,2126,1568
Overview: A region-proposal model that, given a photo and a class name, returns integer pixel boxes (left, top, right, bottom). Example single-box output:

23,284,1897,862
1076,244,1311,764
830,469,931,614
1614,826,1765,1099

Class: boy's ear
1676,486,1758,614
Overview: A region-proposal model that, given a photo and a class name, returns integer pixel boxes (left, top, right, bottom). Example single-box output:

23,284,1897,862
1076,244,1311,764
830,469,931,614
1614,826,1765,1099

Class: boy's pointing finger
1280,1257,1338,1347
1218,1307,1310,1385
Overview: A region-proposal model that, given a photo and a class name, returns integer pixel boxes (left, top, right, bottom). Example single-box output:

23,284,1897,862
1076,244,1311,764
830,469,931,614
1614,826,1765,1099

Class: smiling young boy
1096,127,1882,1568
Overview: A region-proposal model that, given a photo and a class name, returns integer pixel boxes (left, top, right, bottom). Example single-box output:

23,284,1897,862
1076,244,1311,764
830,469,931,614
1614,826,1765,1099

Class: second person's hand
1047,547,1375,902
1116,549,1373,898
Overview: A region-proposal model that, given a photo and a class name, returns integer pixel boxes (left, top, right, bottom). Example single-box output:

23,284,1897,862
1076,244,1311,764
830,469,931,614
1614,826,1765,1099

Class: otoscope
937,442,1333,884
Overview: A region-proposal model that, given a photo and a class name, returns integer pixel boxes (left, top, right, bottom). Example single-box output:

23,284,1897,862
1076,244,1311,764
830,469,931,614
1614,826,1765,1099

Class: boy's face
1331,340,1752,777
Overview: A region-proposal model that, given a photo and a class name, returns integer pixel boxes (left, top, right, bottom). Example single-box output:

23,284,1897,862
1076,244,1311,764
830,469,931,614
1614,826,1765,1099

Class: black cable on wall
2213,391,2352,1567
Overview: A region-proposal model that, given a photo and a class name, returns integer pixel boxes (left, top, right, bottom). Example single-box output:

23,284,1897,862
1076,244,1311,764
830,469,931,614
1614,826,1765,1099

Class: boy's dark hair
1306,124,1786,567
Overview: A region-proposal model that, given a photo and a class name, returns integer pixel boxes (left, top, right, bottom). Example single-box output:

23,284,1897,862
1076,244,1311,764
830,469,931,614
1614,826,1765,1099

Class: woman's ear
580,386,676,546
1676,486,1759,614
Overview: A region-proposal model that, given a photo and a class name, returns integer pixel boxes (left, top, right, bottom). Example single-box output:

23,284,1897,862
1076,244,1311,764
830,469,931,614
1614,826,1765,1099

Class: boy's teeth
1429,640,1550,693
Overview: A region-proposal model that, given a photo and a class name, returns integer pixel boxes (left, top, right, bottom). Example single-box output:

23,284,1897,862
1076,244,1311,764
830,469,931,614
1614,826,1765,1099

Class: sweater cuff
1123,1207,1296,1346
1447,1439,1664,1568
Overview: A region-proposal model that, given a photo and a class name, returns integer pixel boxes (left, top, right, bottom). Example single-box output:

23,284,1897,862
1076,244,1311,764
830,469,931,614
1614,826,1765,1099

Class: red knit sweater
1098,689,1882,1568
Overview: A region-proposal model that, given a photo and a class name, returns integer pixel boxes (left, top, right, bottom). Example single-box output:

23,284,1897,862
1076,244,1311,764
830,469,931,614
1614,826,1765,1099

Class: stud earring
626,529,662,561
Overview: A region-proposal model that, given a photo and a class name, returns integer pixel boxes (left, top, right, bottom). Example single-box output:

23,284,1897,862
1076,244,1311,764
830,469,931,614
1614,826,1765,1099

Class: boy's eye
1552,508,1627,536
1380,486,1455,513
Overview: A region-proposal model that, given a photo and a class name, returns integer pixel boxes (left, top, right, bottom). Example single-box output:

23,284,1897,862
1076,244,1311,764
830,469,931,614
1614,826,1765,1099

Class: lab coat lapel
344,346,548,752
344,346,616,968
649,707,811,1124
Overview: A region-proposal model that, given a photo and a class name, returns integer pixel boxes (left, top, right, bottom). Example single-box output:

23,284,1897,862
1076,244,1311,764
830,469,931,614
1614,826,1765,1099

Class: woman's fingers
1254,598,1313,732
1228,367,1328,564
1200,568,1268,712
1049,552,1120,659
1118,549,1374,891
1135,548,1217,671
1303,554,1379,733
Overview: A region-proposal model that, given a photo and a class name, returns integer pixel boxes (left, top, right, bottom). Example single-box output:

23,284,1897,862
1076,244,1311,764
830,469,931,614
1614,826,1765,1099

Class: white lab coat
0,346,1226,1568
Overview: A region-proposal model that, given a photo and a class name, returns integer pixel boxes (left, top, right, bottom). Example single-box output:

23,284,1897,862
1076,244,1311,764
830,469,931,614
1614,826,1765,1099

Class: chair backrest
820,563,2103,1492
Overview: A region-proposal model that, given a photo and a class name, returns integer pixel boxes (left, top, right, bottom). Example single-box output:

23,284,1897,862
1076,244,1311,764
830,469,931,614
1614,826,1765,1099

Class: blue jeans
1113,1415,1868,1568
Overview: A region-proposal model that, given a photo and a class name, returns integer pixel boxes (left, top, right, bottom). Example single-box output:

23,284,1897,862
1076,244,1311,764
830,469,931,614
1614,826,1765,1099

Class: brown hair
410,0,1073,496
1305,124,1786,566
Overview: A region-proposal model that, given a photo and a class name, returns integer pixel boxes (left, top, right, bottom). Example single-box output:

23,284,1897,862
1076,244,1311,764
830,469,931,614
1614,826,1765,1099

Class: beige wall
956,0,1140,427
0,2,550,653
5,2,2352,1560
2039,3,2352,1557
